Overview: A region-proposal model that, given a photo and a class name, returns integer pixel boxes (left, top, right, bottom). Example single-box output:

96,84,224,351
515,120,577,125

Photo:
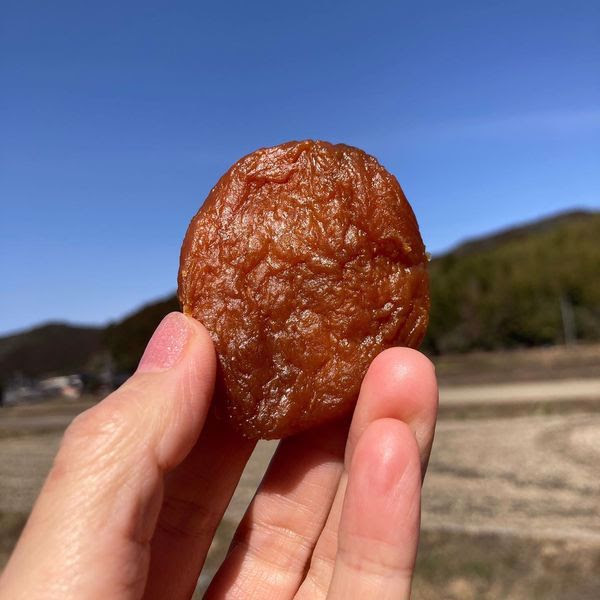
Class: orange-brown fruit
178,140,429,439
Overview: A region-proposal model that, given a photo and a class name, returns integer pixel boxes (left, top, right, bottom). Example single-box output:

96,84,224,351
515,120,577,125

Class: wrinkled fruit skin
178,140,429,439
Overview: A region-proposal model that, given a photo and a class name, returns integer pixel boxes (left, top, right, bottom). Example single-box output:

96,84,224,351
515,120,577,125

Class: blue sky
1,0,599,335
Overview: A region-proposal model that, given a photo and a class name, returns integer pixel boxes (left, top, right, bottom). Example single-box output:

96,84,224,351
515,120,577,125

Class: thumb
0,312,215,600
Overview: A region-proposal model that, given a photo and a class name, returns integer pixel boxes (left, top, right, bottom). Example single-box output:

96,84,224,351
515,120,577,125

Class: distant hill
424,209,600,353
0,295,180,382
103,295,181,373
447,209,595,257
0,323,103,381
1,209,598,380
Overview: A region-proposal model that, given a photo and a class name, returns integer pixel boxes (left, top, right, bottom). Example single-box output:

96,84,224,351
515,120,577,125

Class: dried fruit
179,140,429,439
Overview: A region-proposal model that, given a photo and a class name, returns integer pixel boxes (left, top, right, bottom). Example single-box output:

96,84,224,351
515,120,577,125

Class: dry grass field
1,344,599,598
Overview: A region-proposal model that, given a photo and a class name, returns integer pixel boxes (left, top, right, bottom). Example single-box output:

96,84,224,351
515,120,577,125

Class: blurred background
1,1,599,598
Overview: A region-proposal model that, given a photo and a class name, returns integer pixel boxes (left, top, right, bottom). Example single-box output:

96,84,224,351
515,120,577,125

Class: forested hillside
0,324,102,379
423,210,599,353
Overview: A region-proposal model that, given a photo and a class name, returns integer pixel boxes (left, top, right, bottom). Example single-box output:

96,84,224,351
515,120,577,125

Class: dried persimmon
179,140,429,439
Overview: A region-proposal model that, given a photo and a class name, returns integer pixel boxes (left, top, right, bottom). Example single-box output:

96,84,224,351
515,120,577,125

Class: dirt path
424,413,600,537
440,377,600,405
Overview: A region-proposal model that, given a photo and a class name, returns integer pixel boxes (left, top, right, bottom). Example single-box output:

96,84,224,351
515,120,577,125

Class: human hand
0,312,438,600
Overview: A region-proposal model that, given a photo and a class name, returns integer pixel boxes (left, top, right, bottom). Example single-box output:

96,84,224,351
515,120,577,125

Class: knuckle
65,403,125,445
47,386,149,487
339,533,413,579
305,552,336,592
59,394,134,464
231,505,315,572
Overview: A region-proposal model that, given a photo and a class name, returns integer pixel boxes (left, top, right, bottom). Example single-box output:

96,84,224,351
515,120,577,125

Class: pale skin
0,312,438,600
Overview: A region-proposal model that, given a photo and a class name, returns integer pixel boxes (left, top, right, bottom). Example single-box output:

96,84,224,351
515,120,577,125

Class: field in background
1,344,599,599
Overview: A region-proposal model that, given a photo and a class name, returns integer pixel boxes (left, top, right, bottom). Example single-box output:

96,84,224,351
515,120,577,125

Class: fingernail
137,312,190,373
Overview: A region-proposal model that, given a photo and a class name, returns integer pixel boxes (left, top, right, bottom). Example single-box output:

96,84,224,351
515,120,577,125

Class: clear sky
1,1,599,335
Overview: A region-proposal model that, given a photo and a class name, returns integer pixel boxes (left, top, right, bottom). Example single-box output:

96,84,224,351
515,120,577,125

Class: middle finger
205,418,349,600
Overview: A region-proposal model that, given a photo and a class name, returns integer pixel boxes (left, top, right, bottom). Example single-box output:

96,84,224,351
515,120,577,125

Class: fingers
296,347,437,599
143,414,255,600
146,349,433,600
209,347,437,600
294,473,348,599
347,347,438,472
205,419,349,600
327,419,421,600
0,313,216,600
